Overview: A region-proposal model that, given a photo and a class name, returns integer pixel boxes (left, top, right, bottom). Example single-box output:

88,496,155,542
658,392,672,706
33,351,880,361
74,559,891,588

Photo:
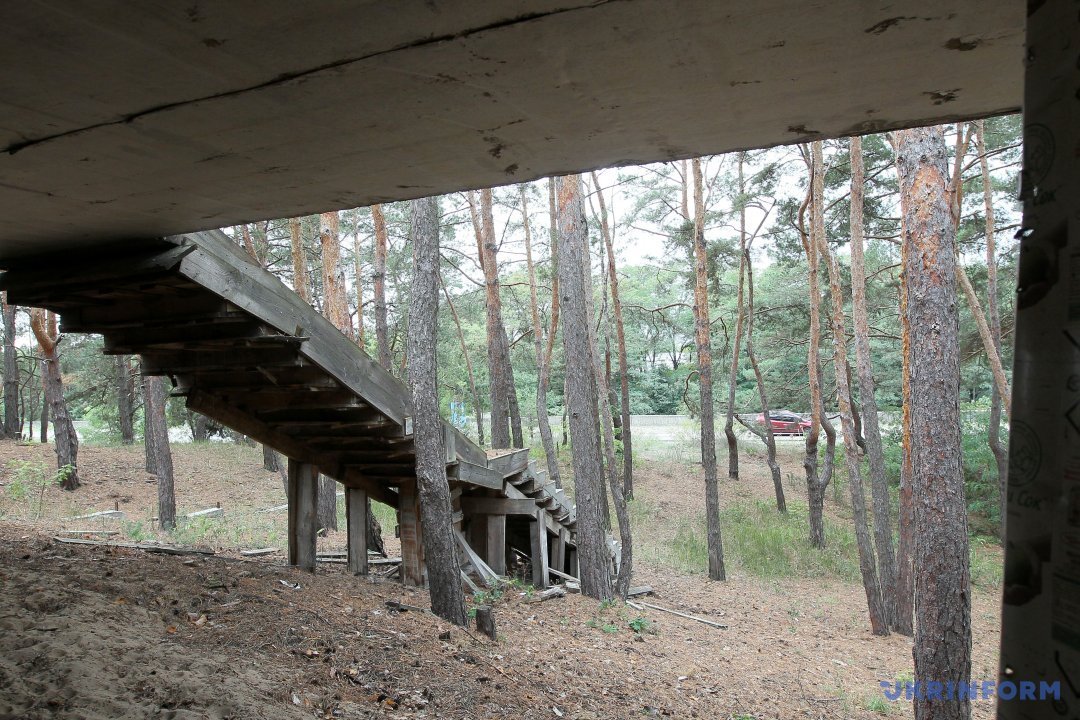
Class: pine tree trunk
407,194,467,626
721,155,747,481
894,125,971,718
317,474,338,533
745,251,786,513
30,309,78,490
540,180,564,487
142,375,175,530
262,444,280,472
896,234,916,637
976,120,1008,532
556,174,614,600
2,295,18,439
848,136,899,629
521,185,561,481
818,214,888,636
320,211,353,340
590,172,634,499
470,189,522,449
288,217,310,304
691,159,727,581
372,203,393,371
115,355,135,444
39,386,48,443
353,228,365,347
801,148,827,548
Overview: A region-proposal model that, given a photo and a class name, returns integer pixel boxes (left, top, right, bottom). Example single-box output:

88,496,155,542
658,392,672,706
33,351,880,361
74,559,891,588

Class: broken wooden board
53,536,215,556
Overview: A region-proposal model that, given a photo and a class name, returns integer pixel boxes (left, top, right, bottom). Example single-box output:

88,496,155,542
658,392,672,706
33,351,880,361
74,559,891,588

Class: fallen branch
629,600,728,629
525,586,566,603
53,537,215,556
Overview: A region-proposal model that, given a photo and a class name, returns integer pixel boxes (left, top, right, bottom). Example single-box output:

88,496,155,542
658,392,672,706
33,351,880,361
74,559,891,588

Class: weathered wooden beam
398,477,424,587
486,514,506,576
101,318,265,352
60,297,234,332
485,448,531,477
177,367,341,392
461,497,539,516
253,406,379,424
341,469,398,507
287,459,318,571
345,487,369,576
176,232,410,425
448,460,504,490
185,389,314,463
139,347,303,375
530,509,549,590
233,390,362,412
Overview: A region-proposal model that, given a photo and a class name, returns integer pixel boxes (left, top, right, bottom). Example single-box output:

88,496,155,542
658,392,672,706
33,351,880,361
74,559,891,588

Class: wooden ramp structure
0,230,577,587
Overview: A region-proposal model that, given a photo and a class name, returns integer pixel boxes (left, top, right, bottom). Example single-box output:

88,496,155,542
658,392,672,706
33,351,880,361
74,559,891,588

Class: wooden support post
345,487,369,575
468,513,488,557
551,528,567,576
398,476,424,586
567,544,579,578
287,459,318,571
486,514,506,576
530,510,549,589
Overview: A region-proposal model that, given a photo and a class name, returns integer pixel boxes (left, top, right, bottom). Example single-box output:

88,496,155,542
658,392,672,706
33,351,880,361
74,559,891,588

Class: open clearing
0,432,1002,719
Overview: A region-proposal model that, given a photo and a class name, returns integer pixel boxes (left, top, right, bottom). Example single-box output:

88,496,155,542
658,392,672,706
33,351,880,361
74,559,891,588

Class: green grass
635,497,861,582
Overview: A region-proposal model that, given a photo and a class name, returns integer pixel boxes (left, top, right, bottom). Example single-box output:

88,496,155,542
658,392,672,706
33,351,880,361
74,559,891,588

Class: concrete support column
485,514,506,576
398,476,425,586
287,459,318,571
345,487,368,575
530,509,549,589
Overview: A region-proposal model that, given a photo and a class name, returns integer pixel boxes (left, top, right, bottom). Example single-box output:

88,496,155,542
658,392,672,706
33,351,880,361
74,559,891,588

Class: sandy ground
0,436,1002,719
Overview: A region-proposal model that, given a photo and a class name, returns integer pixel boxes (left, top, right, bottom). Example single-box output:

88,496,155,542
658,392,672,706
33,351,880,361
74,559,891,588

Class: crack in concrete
4,0,623,156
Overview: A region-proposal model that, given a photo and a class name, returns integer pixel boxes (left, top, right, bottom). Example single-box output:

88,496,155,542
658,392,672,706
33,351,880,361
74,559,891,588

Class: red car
755,410,812,435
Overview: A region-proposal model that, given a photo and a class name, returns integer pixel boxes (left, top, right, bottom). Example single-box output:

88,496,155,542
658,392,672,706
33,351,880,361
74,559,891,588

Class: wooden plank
139,347,303,375
551,528,566,575
185,389,314,464
58,294,232,332
530,509,549,590
486,513,506,575
341,469,398,507
461,497,539,516
231,390,363,412
176,231,410,425
52,537,214,556
253,406,380,424
287,459,318,571
485,449,531,477
345,487,369,575
448,460,503,490
177,366,341,392
454,529,499,586
633,601,728,629
398,477,424,587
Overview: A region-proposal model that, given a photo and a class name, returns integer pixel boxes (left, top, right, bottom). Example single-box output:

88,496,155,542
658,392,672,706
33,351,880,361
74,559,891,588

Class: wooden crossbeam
139,347,303,375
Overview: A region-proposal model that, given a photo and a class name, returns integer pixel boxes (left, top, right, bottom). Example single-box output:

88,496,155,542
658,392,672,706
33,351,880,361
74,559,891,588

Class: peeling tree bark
372,203,393,371
289,217,310,304
692,158,727,580
799,148,827,548
556,174,613,600
849,136,899,630
408,194,467,626
896,229,916,637
30,309,78,490
894,125,971,718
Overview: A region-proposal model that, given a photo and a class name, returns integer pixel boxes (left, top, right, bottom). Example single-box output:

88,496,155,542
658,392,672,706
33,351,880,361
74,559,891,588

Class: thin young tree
691,158,727,580
143,374,176,530
742,245,786,513
590,172,634,498
520,185,559,480
721,153,747,479
893,125,971,718
440,275,485,445
798,155,828,547
540,179,563,487
556,174,613,600
372,203,393,370
353,224,365,347
848,136,898,629
407,194,467,626
29,308,78,490
816,170,889,636
976,120,1008,527
2,293,18,439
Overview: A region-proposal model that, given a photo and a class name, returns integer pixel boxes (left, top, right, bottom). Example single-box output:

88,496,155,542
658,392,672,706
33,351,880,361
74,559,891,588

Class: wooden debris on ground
56,530,119,537
240,548,277,557
73,509,125,520
53,536,215,556
525,586,566,603
627,600,728,629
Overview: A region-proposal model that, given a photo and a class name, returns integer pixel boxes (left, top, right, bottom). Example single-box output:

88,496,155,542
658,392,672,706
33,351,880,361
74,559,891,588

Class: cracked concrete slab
0,0,1023,258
